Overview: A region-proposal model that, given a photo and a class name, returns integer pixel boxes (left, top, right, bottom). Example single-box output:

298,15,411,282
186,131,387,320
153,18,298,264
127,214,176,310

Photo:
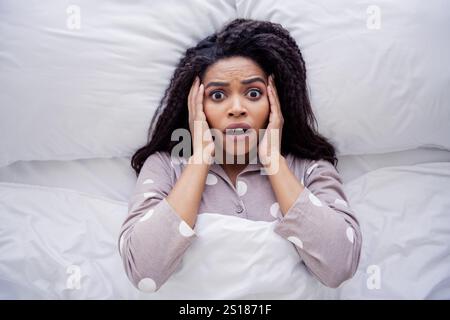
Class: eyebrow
205,77,266,89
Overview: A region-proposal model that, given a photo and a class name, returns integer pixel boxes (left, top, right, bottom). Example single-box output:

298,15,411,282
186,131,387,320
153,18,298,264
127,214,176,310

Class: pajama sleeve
273,158,362,288
118,151,197,293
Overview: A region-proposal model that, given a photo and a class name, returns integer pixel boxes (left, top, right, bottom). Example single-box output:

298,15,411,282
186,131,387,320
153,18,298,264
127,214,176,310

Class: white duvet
1,162,449,299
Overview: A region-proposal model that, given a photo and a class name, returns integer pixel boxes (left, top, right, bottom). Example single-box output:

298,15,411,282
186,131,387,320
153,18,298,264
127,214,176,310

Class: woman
119,18,362,293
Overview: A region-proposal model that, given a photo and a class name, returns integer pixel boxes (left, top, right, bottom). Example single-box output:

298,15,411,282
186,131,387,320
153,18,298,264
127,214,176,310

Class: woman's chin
212,134,258,164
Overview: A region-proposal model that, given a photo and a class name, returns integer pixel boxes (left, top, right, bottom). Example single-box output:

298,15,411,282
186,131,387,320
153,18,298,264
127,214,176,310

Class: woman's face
201,56,270,161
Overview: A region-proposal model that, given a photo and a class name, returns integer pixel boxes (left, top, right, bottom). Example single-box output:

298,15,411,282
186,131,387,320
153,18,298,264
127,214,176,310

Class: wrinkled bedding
1,162,449,299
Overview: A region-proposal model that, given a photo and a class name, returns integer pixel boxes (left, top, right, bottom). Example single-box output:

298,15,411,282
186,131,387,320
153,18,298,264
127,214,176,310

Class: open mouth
224,128,250,135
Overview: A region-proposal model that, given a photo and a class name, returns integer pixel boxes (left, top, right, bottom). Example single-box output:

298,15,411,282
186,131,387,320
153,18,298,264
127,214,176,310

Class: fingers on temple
269,76,282,116
189,76,199,114
195,82,204,113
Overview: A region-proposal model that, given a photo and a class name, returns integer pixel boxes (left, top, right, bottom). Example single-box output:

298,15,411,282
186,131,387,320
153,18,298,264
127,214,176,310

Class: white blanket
141,213,337,300
1,162,449,299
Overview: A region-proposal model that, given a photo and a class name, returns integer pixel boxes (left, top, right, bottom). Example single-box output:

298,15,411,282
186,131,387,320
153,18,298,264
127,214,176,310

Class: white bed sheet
0,161,449,299
0,146,449,202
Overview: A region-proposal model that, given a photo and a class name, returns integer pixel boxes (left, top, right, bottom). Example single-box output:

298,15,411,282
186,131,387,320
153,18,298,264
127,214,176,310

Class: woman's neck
219,152,252,187
220,163,247,187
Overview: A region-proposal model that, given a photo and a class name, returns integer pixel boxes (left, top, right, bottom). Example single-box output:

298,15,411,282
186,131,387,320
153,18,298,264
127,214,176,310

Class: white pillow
1,0,449,167
0,0,236,167
237,0,450,155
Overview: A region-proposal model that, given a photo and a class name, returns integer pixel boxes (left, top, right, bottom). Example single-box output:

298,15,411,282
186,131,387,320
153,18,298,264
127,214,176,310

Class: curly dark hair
131,18,338,176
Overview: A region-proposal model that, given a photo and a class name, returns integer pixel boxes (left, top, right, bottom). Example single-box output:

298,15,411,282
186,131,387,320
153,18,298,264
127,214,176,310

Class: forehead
203,56,265,80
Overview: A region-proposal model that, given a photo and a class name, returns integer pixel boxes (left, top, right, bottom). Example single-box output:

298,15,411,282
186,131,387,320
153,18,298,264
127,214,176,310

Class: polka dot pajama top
119,151,362,293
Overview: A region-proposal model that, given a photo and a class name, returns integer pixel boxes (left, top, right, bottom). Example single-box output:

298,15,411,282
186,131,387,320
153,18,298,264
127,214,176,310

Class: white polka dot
287,236,304,249
236,180,247,197
143,192,156,199
270,202,280,218
346,227,354,243
138,278,157,293
309,193,322,206
139,209,154,222
178,220,195,237
206,173,218,185
143,179,154,185
335,199,348,207
306,163,319,176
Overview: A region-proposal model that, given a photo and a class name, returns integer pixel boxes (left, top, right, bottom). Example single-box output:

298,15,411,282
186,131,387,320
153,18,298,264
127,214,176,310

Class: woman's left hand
258,74,284,171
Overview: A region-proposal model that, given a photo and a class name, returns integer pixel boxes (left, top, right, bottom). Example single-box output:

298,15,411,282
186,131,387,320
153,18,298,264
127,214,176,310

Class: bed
1,0,449,299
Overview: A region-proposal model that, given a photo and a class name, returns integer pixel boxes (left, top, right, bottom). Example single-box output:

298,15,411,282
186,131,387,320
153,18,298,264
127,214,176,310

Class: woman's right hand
187,76,215,165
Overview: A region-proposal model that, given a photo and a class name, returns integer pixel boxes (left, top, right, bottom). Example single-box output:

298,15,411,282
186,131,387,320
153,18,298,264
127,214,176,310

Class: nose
227,96,247,117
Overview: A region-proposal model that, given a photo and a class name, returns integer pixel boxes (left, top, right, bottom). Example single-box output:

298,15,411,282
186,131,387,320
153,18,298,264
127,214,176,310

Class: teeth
226,128,247,135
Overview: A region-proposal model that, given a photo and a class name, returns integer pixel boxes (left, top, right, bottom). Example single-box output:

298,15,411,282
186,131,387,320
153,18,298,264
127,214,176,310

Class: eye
208,88,263,102
247,89,262,99
209,90,225,101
